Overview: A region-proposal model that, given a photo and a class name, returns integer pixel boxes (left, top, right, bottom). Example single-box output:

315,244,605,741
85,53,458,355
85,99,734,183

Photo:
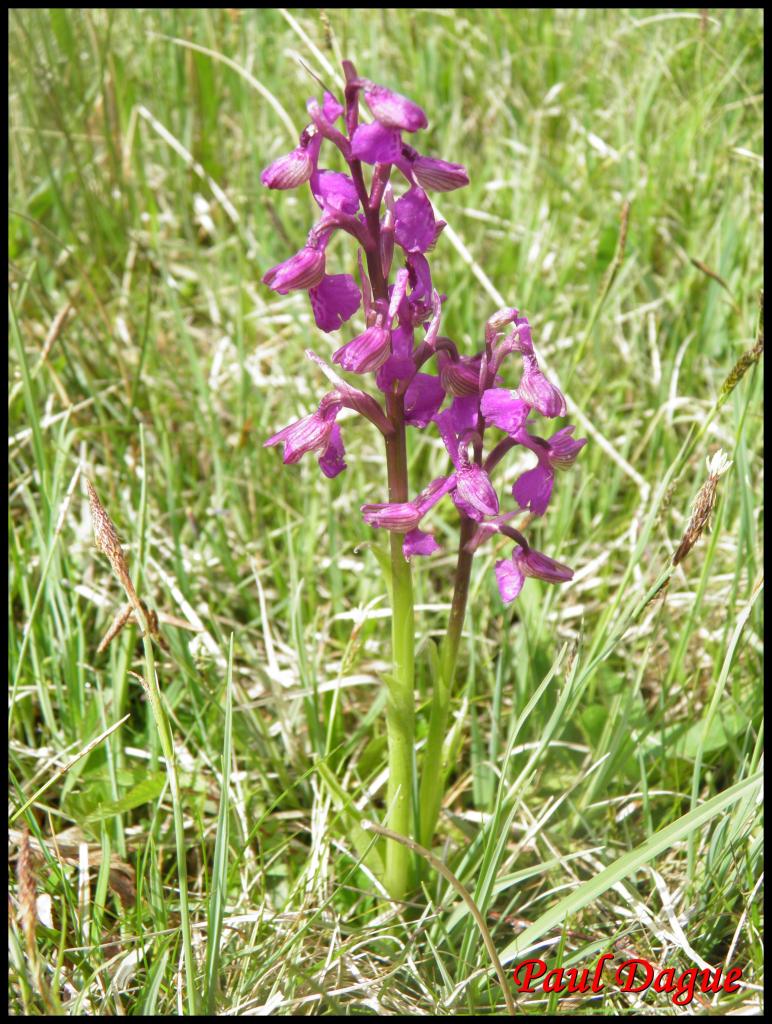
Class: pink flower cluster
262,63,584,602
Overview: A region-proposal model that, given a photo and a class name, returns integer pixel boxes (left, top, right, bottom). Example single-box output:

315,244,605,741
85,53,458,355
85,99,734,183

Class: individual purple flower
512,425,586,515
361,475,455,533
517,354,566,418
394,187,445,254
264,394,345,477
309,274,362,332
495,545,573,604
263,243,326,294
360,80,428,132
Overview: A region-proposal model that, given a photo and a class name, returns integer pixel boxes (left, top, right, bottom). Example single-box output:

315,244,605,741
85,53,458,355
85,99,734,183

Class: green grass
9,8,763,1015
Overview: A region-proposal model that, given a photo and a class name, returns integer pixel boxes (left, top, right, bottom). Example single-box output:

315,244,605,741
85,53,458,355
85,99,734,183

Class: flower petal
480,388,530,434
404,373,445,427
394,187,439,254
362,82,427,132
456,463,499,516
512,464,554,516
309,274,362,333
361,501,422,532
318,423,346,477
261,146,314,190
517,547,573,583
311,170,360,215
262,246,326,294
403,528,440,559
547,426,587,468
517,355,566,417
413,154,470,192
350,122,403,164
333,325,391,374
495,558,525,603
322,91,344,123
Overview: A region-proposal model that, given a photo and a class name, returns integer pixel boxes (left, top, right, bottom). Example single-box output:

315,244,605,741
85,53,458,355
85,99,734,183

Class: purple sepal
362,82,428,132
452,489,485,522
519,547,574,583
361,501,422,532
265,396,341,466
261,146,314,190
456,463,499,516
517,355,567,418
322,91,344,123
263,245,326,294
547,426,587,468
333,325,391,374
413,154,470,192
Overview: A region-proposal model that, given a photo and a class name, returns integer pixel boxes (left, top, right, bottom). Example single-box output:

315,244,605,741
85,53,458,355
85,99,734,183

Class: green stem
382,399,415,899
419,515,475,848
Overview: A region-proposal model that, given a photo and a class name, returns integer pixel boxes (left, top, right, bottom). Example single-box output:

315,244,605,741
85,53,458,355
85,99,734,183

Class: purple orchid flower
495,545,574,604
264,394,346,478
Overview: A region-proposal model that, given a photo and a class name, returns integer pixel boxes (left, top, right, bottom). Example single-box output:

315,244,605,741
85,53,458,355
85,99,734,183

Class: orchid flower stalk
261,61,585,899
